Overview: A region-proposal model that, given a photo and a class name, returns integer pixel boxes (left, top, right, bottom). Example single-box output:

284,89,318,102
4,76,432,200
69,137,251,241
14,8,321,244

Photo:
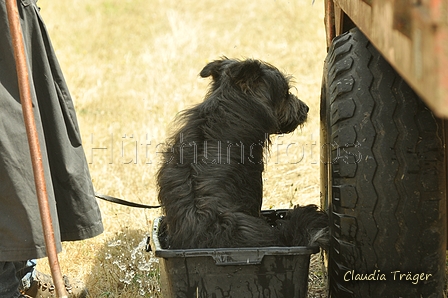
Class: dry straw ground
37,0,328,296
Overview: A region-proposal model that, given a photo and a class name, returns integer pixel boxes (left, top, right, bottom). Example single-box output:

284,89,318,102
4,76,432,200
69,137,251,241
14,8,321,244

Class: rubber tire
320,27,446,298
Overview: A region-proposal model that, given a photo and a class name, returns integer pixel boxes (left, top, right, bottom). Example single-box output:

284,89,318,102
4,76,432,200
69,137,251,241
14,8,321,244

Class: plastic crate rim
150,216,320,266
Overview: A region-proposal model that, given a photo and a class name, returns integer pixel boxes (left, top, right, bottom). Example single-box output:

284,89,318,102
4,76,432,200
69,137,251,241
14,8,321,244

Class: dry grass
36,0,327,296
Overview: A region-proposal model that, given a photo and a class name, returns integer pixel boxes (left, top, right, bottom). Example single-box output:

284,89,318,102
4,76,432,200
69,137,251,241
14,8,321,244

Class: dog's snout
299,100,309,114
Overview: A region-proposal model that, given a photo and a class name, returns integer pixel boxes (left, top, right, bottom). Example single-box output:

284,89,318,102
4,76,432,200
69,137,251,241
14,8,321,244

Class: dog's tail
277,204,330,249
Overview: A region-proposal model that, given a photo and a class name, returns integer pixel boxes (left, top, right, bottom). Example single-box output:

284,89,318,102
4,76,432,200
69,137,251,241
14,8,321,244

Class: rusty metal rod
5,1,68,297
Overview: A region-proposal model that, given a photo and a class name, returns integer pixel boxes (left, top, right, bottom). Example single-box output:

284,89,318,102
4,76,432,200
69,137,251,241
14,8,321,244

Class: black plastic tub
151,209,320,298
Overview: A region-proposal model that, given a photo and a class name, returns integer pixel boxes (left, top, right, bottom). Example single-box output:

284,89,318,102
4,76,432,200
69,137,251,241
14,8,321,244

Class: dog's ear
227,60,263,93
200,59,227,80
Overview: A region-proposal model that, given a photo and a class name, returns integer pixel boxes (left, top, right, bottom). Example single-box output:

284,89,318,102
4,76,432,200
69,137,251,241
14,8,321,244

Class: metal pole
5,1,68,297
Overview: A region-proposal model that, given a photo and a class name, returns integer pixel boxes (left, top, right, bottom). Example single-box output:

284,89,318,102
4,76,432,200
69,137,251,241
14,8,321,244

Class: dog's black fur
157,58,328,249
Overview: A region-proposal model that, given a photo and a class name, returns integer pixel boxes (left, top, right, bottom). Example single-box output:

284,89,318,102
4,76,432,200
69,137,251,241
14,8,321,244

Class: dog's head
200,57,308,134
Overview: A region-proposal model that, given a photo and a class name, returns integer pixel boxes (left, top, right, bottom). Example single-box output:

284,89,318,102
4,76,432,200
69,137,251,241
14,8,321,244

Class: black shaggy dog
157,58,328,249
